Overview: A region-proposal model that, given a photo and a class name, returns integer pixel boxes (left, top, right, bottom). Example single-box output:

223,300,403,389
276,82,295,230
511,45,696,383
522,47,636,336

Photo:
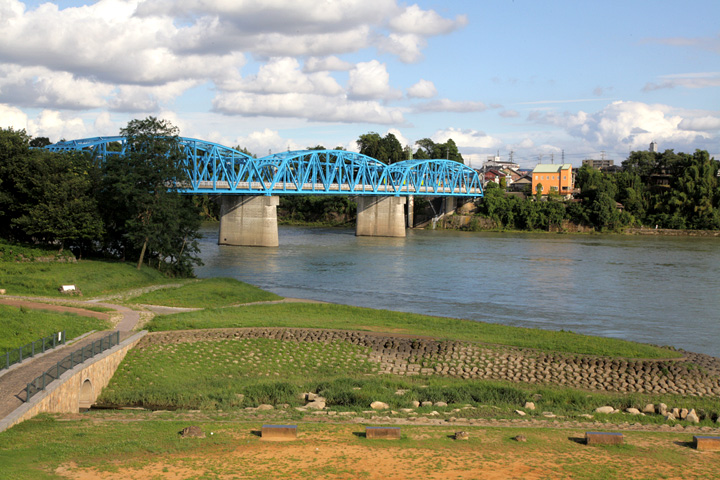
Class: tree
100,117,202,275
356,132,404,163
29,136,51,148
414,138,464,163
11,150,103,252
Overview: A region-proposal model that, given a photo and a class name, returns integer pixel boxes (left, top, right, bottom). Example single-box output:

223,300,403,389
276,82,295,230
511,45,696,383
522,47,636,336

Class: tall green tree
11,150,103,252
100,117,202,275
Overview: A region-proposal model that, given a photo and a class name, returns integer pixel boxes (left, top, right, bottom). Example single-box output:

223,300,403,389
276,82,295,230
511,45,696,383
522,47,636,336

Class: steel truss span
45,137,483,198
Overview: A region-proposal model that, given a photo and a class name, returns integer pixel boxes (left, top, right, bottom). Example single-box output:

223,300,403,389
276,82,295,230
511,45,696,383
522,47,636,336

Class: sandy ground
51,423,719,480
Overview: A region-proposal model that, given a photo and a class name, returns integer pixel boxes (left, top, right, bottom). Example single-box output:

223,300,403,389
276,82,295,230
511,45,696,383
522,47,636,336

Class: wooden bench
693,436,720,451
366,426,401,439
585,432,623,446
261,425,297,440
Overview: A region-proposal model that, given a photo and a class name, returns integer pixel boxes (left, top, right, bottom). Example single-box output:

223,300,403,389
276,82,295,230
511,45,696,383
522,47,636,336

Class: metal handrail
2,331,66,371
25,331,120,402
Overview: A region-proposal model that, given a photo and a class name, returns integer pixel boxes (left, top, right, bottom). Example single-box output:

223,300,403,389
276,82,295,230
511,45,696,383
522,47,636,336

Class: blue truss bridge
45,136,482,246
45,136,483,198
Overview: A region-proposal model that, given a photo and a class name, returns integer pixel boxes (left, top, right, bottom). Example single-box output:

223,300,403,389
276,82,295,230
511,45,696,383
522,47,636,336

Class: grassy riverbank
0,260,172,298
146,302,680,359
127,277,281,308
0,305,111,351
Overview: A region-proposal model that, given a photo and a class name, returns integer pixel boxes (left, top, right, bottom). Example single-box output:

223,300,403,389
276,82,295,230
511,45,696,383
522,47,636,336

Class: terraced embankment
141,328,720,398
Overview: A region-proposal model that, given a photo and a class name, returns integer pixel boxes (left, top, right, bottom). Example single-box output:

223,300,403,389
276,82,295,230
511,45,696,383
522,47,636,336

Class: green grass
0,416,235,480
0,239,76,263
99,337,377,409
0,304,111,352
146,303,680,359
0,260,171,297
98,336,719,422
126,277,281,308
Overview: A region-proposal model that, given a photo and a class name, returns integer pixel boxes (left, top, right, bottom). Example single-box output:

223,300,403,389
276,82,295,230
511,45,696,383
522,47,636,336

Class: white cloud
530,101,711,150
303,56,353,73
407,79,437,99
238,57,342,95
414,99,487,113
643,72,720,91
678,116,720,132
377,33,426,63
347,61,401,100
385,128,411,148
0,103,29,130
212,91,404,124
499,109,519,118
389,4,468,36
26,110,88,141
431,128,502,149
232,128,302,157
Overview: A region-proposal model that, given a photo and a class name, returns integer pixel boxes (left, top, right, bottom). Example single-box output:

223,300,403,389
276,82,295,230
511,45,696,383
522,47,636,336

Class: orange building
531,164,573,196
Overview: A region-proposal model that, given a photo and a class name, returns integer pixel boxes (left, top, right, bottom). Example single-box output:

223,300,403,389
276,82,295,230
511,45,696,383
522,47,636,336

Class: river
195,224,720,357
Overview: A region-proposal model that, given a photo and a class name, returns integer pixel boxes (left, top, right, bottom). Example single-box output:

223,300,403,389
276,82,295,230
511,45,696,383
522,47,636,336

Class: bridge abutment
219,195,279,247
356,196,406,237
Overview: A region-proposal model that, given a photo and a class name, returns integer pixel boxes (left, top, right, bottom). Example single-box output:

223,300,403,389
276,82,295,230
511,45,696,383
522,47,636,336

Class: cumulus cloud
0,103,28,130
0,0,468,125
347,60,401,100
431,128,502,149
407,79,437,99
389,4,468,36
212,91,404,125
414,99,487,113
678,116,720,132
529,100,712,150
231,128,302,157
303,56,353,73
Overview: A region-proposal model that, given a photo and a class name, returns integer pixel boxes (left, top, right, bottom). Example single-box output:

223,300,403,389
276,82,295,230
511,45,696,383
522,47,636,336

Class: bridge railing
25,331,120,402
2,331,66,371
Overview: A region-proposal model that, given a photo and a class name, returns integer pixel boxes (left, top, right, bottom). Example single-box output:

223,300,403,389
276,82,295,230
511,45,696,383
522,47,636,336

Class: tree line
0,118,202,276
474,149,720,232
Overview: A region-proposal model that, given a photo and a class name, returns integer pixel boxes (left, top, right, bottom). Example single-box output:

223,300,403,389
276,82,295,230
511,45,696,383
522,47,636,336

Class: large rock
306,401,326,410
179,426,205,438
371,401,390,410
686,409,700,423
595,406,615,414
658,403,668,415
625,407,642,415
256,404,274,411
679,408,689,420
434,401,448,407
642,404,656,414
524,402,536,411
411,401,420,408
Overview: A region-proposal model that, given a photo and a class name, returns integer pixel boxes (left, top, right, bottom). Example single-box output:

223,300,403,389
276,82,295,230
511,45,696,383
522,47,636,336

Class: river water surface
195,224,720,357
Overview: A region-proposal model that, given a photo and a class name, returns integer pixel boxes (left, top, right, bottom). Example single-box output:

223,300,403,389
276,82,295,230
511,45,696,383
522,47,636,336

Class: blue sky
1,0,718,168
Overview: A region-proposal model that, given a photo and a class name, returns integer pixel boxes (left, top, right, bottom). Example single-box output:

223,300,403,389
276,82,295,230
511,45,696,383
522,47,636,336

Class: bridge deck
193,181,482,195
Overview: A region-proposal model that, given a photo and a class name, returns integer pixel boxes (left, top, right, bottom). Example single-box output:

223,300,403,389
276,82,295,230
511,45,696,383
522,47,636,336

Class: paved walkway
0,332,135,420
0,297,142,422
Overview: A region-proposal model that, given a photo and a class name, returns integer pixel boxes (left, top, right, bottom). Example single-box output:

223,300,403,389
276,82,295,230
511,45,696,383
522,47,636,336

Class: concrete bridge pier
406,195,414,228
443,196,457,216
356,196,406,237
219,195,279,247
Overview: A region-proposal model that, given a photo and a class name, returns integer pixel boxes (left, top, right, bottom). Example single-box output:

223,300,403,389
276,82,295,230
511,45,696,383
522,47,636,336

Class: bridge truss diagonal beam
44,138,483,198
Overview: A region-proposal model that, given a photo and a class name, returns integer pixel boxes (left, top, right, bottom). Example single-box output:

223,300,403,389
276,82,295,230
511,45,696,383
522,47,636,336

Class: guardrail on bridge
25,331,120,402
2,331,66,371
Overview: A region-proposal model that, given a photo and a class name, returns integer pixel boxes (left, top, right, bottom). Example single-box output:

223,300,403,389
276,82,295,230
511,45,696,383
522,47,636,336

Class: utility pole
551,153,554,164
562,149,565,163
509,150,514,163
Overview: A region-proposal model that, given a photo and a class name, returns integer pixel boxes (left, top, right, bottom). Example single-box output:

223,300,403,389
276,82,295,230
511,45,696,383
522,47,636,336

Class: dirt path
0,298,110,321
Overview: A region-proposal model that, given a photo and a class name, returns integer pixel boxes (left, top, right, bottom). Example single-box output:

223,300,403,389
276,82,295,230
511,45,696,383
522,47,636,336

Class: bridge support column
356,196,406,237
443,196,457,216
219,195,279,247
406,195,414,228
